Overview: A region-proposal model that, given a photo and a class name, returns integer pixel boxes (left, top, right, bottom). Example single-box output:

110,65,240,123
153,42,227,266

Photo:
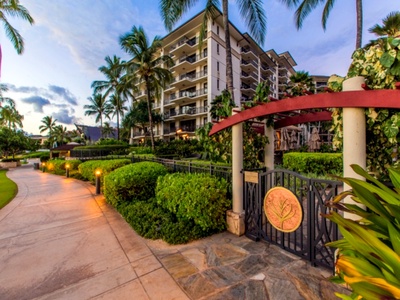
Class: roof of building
51,143,80,151
74,124,117,142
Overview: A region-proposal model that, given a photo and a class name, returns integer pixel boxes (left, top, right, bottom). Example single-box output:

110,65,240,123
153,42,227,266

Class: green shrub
117,199,208,244
45,159,82,175
96,138,128,146
156,173,230,231
283,152,342,176
78,159,131,183
22,152,50,159
104,161,168,207
1,158,20,162
129,146,152,155
71,145,129,157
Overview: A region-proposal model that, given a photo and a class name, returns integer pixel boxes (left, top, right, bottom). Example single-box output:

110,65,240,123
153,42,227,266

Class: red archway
209,87,400,135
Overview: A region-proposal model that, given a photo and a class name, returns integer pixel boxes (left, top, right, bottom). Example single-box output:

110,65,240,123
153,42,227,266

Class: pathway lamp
95,169,101,195
65,163,70,178
42,162,46,173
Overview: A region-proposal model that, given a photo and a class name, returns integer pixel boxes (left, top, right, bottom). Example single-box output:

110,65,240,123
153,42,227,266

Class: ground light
95,170,101,195
65,163,70,178
42,162,46,173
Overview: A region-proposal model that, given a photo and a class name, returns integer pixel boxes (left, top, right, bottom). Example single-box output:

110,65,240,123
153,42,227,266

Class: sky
2,0,399,135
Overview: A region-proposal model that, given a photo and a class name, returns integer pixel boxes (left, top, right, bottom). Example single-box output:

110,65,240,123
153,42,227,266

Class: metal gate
244,169,342,270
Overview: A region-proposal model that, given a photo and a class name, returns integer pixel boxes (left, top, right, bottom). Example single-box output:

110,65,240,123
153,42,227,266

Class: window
217,61,219,72
203,48,208,57
217,44,219,54
217,79,220,90
217,26,219,35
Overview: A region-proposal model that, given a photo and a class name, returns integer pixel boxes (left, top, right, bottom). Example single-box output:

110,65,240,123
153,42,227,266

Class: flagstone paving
0,162,350,299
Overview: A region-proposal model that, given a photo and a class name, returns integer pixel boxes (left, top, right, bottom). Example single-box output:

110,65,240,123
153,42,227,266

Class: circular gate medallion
264,187,303,233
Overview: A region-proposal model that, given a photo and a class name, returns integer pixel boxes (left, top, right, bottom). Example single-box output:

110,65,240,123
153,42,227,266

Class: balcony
241,59,258,73
172,70,208,89
170,37,198,55
167,88,208,105
134,90,147,100
241,70,258,84
241,47,258,60
172,52,208,73
166,106,208,120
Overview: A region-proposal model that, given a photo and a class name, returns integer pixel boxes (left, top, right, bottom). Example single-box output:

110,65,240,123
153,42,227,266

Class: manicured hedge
283,152,342,176
71,145,129,157
104,161,168,207
156,173,230,232
78,159,131,183
45,159,82,176
129,146,152,155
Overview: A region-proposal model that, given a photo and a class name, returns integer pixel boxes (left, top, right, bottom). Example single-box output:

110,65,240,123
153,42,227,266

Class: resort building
131,8,297,142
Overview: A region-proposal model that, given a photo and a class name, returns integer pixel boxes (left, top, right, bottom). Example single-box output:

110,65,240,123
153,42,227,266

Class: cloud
7,84,41,93
52,108,78,125
49,85,78,105
21,96,51,113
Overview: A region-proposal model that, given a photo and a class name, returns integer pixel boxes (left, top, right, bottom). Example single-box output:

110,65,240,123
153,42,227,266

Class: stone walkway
0,162,349,299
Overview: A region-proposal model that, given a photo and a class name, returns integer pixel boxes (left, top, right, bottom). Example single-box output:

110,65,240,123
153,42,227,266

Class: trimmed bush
78,159,131,183
104,161,168,207
129,146,152,155
117,199,208,244
45,159,82,175
156,173,230,231
71,145,129,157
283,152,342,176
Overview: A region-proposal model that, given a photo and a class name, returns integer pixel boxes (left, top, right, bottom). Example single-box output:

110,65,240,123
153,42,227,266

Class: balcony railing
241,59,258,68
170,37,198,51
241,71,258,80
163,106,208,119
176,52,208,65
178,70,208,82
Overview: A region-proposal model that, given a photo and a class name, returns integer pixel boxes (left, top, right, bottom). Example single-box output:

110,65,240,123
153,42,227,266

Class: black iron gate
244,169,342,270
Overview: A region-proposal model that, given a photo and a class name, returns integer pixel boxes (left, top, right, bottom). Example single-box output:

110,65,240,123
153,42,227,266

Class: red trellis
209,84,400,135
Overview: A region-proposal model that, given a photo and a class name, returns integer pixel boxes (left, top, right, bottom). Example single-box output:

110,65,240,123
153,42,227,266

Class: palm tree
120,25,174,151
160,1,266,103
0,104,23,130
108,93,127,140
39,115,57,136
102,122,114,138
91,55,125,98
0,0,34,55
286,70,315,96
84,93,111,137
53,125,69,146
369,11,400,38
280,0,363,49
0,84,15,106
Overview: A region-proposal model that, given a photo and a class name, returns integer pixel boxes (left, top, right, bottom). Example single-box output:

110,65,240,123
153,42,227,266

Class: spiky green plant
324,164,400,299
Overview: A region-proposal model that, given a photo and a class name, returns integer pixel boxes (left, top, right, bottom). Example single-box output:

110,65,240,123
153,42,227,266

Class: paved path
0,163,188,300
0,163,350,299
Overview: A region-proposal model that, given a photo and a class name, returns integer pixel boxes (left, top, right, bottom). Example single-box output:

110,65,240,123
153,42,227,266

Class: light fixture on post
42,162,46,173
65,163,70,178
95,169,101,195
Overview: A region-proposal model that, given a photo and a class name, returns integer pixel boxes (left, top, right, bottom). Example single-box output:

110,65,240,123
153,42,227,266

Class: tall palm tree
91,55,125,98
108,93,127,141
39,115,57,136
0,0,34,55
0,84,15,106
160,0,267,103
120,25,174,151
280,0,363,49
53,125,69,146
84,93,111,137
369,11,400,38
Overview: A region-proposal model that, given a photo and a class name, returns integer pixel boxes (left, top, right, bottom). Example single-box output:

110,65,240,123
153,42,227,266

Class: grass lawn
0,170,18,209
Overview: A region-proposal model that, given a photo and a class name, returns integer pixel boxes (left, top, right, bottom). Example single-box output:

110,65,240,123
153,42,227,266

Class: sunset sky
2,0,398,134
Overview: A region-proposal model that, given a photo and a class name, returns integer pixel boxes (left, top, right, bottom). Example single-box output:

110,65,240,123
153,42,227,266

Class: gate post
342,76,366,219
226,108,245,236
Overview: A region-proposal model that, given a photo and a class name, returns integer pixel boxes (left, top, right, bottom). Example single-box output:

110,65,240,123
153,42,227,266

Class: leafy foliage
156,173,230,231
78,159,131,184
44,159,82,176
325,165,400,299
283,152,342,176
104,161,168,206
154,139,202,159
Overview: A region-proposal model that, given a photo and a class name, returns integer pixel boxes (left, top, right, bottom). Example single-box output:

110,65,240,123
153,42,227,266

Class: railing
178,88,208,99
170,37,198,51
241,47,258,57
241,59,258,68
241,83,257,90
177,52,208,65
163,127,177,135
164,106,208,119
177,70,208,82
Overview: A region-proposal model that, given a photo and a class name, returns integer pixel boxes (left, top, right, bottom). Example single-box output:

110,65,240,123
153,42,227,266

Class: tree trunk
100,115,103,139
145,79,155,151
116,111,120,140
222,0,235,104
355,0,363,49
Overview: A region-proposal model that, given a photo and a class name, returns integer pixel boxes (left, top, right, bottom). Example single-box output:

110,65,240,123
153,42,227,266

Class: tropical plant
0,84,15,106
108,93,127,140
101,122,114,138
369,11,400,38
0,104,23,130
285,70,315,96
280,0,363,49
52,125,70,146
0,0,34,54
84,93,112,137
0,127,28,158
209,89,235,120
325,164,400,299
120,25,174,151
39,116,57,136
91,55,125,98
159,0,267,102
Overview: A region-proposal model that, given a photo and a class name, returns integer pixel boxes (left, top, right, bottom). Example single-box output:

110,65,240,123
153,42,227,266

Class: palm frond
237,0,267,45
